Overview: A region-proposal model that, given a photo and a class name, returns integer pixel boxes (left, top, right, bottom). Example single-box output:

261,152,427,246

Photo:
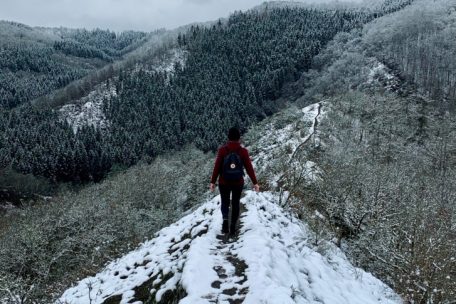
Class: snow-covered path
58,191,401,304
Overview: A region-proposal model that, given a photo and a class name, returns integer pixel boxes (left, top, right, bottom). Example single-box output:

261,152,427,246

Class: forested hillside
108,8,373,163
266,0,456,302
0,1,412,186
0,21,146,109
363,0,456,110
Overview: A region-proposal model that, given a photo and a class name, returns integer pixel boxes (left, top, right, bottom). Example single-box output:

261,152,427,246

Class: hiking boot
222,219,229,234
229,223,237,237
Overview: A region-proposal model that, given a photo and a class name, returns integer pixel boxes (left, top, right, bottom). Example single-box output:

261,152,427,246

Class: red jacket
211,141,258,186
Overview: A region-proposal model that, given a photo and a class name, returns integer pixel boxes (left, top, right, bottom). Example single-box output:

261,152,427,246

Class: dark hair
228,127,241,141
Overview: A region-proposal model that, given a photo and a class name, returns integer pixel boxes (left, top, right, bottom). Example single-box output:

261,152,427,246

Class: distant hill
0,20,146,109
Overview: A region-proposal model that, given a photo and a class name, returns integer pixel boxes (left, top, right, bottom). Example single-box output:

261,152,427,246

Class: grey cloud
0,0,361,31
187,0,214,4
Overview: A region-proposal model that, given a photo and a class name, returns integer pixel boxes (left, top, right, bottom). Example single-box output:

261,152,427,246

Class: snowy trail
289,102,321,162
58,191,401,304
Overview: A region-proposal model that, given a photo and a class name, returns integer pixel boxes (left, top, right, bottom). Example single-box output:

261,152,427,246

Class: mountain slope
0,21,146,109
58,104,400,304
0,0,417,185
58,191,400,304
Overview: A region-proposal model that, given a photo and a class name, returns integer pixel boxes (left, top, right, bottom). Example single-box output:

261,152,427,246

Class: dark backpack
222,146,244,181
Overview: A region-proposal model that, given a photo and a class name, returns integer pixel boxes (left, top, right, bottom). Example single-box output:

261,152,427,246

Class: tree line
0,1,414,184
279,1,456,301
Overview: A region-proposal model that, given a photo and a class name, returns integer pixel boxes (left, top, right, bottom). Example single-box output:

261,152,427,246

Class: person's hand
253,184,260,192
210,183,216,192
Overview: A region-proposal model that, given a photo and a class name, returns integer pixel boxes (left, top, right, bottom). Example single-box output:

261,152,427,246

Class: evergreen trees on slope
0,22,146,109
106,8,373,165
0,1,414,183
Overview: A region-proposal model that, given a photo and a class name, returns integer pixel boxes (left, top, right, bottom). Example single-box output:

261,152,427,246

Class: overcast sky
0,0,358,32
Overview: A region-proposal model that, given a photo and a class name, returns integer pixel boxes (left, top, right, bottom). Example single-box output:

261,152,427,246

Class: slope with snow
59,82,115,134
59,48,186,134
246,103,323,190
58,103,401,304
58,191,400,304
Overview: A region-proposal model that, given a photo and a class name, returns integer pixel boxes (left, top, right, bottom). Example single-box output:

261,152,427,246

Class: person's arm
210,147,224,191
243,148,259,191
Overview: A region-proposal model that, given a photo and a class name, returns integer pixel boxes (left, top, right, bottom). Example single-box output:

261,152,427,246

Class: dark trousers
219,184,243,225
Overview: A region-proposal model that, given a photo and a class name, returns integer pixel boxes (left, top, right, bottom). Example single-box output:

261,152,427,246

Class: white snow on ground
367,62,394,83
59,82,115,134
133,48,187,75
247,102,323,189
152,49,187,74
58,191,401,304
366,61,399,90
58,102,401,304
251,103,320,167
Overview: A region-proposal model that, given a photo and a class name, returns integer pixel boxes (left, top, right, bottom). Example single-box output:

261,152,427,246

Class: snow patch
57,199,216,303
58,191,401,304
133,48,187,76
247,102,323,189
366,61,399,90
59,48,187,134
59,82,115,134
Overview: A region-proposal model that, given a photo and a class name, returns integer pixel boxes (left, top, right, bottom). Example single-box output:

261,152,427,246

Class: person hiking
210,127,260,236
